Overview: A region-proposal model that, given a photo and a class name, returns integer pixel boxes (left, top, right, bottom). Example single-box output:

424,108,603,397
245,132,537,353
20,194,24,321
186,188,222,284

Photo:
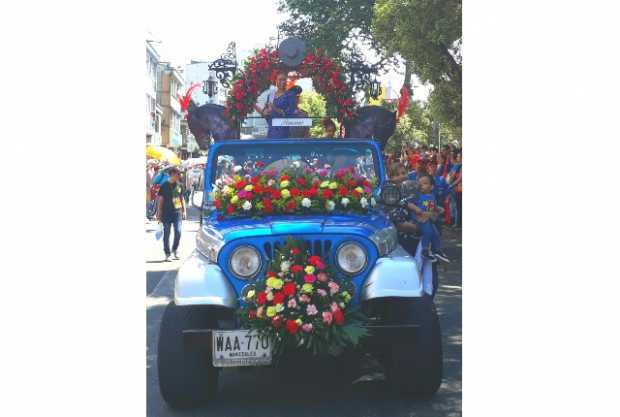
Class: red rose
322,189,333,199
285,319,299,334
256,292,267,305
214,199,222,209
273,291,285,305
297,178,306,186
338,186,348,197
291,265,304,273
352,190,361,198
271,190,281,199
226,205,234,215
363,180,371,187
283,281,296,297
333,309,344,325
235,180,247,190
291,247,301,255
280,175,289,181
291,187,301,197
348,179,357,187
251,176,259,185
248,310,257,319
308,255,323,267
254,184,263,194
286,200,296,212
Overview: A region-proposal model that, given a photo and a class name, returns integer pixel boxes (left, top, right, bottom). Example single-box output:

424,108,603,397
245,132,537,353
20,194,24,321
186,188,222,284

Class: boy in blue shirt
407,174,450,263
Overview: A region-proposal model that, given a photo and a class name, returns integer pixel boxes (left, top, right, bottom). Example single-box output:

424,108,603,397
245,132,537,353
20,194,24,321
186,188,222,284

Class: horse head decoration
343,106,397,150
179,84,240,150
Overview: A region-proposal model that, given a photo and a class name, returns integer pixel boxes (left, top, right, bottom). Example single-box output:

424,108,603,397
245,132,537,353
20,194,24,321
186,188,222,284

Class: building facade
158,65,184,149
146,41,162,146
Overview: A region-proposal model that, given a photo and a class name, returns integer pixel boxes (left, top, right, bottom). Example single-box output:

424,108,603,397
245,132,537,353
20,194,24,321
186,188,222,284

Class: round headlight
380,183,400,206
336,242,367,275
229,245,261,279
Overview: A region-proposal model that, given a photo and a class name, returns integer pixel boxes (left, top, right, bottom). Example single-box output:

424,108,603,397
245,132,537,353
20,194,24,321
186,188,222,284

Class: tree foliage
372,0,462,129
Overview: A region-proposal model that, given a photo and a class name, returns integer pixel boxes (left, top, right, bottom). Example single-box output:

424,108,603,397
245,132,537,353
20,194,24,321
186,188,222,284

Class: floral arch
224,48,356,127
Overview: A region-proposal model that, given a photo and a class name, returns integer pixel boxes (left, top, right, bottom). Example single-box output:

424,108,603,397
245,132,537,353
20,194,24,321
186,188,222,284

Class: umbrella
146,145,181,166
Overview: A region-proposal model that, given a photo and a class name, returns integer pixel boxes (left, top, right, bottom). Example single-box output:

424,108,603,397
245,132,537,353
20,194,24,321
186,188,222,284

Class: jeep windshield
210,141,381,187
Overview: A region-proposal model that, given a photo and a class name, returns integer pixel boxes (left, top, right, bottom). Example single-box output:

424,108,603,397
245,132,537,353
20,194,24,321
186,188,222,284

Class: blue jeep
157,139,442,408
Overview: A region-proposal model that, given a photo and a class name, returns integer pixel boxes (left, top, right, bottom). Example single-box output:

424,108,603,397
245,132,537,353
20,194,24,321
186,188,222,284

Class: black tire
383,297,442,398
157,302,219,409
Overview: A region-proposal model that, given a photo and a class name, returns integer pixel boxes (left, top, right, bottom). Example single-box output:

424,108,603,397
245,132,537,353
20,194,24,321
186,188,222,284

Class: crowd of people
384,143,462,262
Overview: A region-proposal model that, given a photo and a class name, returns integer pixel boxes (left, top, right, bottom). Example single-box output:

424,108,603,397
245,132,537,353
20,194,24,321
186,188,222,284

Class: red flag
396,85,410,120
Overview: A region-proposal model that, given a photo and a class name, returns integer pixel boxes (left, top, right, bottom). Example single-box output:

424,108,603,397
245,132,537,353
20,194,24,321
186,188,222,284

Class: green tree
298,90,333,137
373,0,462,129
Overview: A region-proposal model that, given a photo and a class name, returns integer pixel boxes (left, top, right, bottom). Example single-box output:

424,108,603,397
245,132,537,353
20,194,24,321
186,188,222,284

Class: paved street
146,210,462,417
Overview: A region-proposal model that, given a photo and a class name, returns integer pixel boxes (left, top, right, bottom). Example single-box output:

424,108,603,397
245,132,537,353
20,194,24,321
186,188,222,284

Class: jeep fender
361,245,427,300
174,250,238,308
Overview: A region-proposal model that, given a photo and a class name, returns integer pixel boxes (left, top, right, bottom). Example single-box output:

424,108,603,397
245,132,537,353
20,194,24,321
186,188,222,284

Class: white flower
302,198,312,208
360,197,368,208
280,260,291,272
341,197,350,207
293,161,301,168
233,165,242,173
370,197,377,207
326,200,335,211
242,201,252,211
267,179,275,187
215,179,223,187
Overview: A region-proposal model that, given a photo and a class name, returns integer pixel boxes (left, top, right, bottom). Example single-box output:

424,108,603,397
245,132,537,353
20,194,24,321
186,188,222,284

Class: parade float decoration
238,236,368,356
179,37,402,150
212,164,377,218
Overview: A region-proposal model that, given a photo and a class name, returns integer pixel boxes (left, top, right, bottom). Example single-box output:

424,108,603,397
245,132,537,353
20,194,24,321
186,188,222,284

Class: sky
146,0,429,102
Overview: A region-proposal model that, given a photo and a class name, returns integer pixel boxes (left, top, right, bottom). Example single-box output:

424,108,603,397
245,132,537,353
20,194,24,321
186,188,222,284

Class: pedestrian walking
157,167,186,261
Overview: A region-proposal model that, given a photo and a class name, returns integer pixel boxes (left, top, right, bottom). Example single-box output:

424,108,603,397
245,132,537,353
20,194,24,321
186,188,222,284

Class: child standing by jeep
407,174,450,263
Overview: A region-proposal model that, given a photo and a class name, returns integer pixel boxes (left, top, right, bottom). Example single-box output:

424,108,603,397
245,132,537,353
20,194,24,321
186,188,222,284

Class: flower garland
224,48,356,128
239,237,368,356
212,163,377,218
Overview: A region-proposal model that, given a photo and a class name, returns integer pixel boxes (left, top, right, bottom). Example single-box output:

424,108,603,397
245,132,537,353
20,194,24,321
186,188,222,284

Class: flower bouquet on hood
239,237,368,357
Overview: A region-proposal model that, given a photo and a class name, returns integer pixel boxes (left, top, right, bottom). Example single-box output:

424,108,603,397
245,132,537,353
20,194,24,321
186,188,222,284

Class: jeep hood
202,213,391,244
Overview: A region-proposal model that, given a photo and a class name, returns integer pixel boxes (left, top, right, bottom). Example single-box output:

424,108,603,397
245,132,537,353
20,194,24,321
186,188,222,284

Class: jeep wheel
157,302,219,409
383,297,442,398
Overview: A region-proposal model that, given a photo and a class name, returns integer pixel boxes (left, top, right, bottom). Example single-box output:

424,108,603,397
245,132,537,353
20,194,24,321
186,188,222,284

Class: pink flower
304,274,316,283
317,272,328,282
306,304,318,316
287,298,297,309
302,323,313,333
363,186,372,193
322,311,333,325
317,288,327,297
299,294,311,304
328,281,340,295
330,302,339,312
315,260,326,270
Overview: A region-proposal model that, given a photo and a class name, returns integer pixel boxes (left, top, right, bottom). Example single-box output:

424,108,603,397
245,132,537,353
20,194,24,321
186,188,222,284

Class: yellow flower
281,189,291,199
320,180,330,188
341,291,351,302
275,303,284,313
329,181,338,189
280,180,290,188
244,184,254,191
233,175,241,182
302,283,314,293
304,265,315,275
230,195,239,204
246,289,255,300
266,277,284,290
266,306,276,317
295,318,303,325
355,186,364,193
222,185,233,195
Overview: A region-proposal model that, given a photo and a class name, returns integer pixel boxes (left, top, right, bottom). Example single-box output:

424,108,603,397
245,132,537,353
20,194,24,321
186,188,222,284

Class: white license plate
212,329,272,367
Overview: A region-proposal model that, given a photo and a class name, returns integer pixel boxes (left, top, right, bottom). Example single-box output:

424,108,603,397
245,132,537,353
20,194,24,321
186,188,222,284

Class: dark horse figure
344,106,396,150
186,101,240,150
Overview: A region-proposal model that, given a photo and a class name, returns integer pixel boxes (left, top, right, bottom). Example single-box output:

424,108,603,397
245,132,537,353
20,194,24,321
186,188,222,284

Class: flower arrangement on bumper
239,237,368,356
212,164,377,218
